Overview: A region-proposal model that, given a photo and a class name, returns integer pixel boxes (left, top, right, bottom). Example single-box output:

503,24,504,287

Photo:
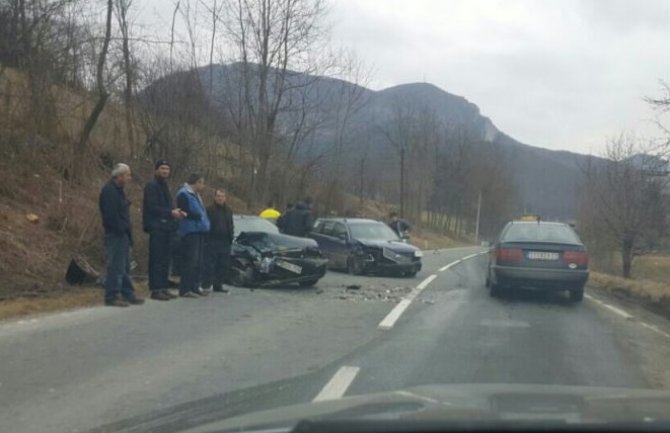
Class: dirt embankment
589,271,670,319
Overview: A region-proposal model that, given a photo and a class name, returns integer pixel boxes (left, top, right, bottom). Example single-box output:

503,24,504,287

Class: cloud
329,0,670,154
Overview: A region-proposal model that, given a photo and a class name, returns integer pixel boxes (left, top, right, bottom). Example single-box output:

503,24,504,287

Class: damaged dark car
230,215,328,288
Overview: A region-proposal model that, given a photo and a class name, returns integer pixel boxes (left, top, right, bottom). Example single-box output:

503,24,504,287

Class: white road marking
414,274,438,293
378,299,413,330
378,250,486,330
639,321,670,339
480,319,531,328
313,366,360,402
378,274,437,330
586,295,670,340
585,294,634,319
439,260,461,272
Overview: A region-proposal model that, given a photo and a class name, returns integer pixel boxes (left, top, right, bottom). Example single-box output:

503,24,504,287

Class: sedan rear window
502,224,581,244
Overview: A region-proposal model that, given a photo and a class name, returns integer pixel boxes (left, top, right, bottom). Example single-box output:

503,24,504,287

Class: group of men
99,160,234,307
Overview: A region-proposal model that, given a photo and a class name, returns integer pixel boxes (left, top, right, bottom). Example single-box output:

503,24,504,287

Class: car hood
236,232,320,252
179,384,670,433
357,239,419,253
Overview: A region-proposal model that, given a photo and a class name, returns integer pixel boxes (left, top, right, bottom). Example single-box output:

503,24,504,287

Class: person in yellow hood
259,201,281,222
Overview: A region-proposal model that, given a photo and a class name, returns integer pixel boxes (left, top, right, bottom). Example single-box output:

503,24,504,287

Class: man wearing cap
99,163,145,307
143,160,185,301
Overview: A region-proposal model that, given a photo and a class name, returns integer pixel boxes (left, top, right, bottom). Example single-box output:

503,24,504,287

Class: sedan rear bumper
492,265,588,289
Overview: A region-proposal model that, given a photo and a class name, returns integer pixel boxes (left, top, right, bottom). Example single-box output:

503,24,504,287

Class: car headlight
414,250,423,258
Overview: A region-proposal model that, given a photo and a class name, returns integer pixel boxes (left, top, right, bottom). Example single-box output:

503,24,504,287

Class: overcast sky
140,0,670,155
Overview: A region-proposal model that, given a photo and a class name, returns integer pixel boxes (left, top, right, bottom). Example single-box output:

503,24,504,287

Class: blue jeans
179,233,205,294
104,233,136,303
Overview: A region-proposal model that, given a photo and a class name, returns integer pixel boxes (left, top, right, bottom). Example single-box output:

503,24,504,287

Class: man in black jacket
142,160,185,301
281,199,313,237
99,163,144,307
203,188,235,292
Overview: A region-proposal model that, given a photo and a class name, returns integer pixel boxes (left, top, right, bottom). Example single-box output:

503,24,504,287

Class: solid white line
313,366,360,402
639,321,670,339
378,274,438,330
585,294,634,319
461,253,478,261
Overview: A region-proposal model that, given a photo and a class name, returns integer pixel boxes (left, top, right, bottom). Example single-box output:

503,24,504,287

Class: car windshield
349,222,400,241
234,216,279,237
502,224,582,244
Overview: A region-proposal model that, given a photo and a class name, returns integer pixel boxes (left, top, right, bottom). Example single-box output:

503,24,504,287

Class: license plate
276,260,302,274
527,251,559,260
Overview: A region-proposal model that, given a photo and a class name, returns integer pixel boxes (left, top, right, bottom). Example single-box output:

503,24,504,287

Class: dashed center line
313,365,360,402
378,250,486,330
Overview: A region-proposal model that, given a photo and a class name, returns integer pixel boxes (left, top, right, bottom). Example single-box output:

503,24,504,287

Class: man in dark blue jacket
176,174,211,297
142,160,185,301
203,188,234,292
99,163,144,307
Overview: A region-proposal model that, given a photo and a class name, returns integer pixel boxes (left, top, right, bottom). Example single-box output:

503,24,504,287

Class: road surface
1,246,670,433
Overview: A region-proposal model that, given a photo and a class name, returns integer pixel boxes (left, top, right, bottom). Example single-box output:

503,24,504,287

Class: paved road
1,246,669,433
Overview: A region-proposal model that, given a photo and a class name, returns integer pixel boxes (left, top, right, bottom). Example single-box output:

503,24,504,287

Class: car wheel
569,287,584,302
299,279,319,288
230,264,256,288
347,256,364,275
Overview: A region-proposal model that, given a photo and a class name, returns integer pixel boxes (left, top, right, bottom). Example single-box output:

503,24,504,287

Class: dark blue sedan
310,218,423,277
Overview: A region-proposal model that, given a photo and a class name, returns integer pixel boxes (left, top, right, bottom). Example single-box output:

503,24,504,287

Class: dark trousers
104,233,135,303
179,233,205,294
148,229,172,291
203,239,231,290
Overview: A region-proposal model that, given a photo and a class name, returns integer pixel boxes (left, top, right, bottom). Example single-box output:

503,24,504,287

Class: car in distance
486,221,589,301
310,218,423,277
230,215,328,287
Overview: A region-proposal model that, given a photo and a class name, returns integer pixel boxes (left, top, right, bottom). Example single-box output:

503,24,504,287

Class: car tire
569,287,584,302
347,256,364,275
406,271,418,278
299,279,319,288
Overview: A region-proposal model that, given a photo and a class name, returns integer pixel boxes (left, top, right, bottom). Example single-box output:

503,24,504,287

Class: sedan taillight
563,250,589,267
496,247,523,264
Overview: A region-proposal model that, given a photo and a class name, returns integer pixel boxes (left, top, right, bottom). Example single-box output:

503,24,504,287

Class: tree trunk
73,0,113,182
621,238,634,279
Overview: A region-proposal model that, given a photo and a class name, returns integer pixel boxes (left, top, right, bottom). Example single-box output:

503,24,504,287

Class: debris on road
315,288,324,294
346,284,361,290
25,213,39,224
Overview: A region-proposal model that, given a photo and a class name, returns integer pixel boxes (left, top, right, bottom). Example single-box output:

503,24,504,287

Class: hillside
172,63,598,220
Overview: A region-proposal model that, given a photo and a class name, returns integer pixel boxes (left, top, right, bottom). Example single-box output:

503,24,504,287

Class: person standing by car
203,188,235,293
276,202,293,233
259,201,281,222
142,160,185,301
282,199,314,237
176,174,210,298
99,163,145,307
388,212,411,238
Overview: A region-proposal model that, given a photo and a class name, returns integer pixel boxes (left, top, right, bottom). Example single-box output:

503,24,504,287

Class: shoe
180,291,199,298
125,297,145,305
105,299,130,307
213,286,230,293
161,289,178,299
151,291,171,301
193,288,209,297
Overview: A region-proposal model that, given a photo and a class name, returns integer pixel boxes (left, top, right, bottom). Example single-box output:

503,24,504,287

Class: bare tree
113,0,137,157
579,134,669,278
220,0,329,206
73,0,113,182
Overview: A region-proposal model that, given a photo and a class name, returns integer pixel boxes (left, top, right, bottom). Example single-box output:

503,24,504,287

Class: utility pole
400,146,405,217
475,190,482,243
